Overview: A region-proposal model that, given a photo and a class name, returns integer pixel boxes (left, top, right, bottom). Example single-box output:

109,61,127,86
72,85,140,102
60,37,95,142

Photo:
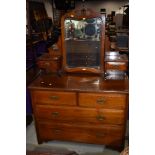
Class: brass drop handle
112,65,119,69
45,62,50,66
49,96,59,100
96,97,106,104
51,112,59,117
53,129,61,134
96,115,105,121
96,133,105,138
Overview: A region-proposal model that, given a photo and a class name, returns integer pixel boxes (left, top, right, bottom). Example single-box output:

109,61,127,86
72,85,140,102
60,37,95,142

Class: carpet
26,144,120,155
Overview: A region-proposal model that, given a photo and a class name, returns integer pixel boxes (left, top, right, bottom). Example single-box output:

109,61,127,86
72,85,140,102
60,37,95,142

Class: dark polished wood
105,62,128,71
29,74,128,93
28,8,128,152
37,121,124,146
29,73,128,150
37,53,62,73
79,93,127,109
33,91,77,106
35,105,125,125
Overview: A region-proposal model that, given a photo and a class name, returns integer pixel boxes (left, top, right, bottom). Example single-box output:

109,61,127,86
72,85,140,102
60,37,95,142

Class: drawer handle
96,133,105,138
51,112,59,117
112,65,119,69
53,129,61,134
96,98,106,104
96,115,105,121
45,62,50,66
49,96,59,100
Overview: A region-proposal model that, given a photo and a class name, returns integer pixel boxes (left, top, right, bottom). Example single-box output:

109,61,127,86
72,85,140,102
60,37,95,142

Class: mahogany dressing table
28,9,129,151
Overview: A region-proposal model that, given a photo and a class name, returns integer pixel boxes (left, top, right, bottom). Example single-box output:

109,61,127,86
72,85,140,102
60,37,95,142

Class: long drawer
32,91,77,106
79,93,126,109
38,121,123,145
35,105,125,125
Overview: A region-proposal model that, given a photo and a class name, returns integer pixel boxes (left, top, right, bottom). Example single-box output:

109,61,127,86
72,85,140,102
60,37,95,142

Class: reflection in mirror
64,17,102,68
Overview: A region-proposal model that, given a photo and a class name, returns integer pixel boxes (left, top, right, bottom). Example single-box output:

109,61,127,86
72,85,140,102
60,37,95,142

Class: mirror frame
61,9,105,74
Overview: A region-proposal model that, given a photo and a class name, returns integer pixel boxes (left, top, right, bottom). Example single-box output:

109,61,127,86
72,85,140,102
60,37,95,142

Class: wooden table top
28,73,129,94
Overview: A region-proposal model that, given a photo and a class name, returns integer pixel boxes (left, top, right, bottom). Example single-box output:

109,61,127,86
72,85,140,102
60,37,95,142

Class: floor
26,121,128,155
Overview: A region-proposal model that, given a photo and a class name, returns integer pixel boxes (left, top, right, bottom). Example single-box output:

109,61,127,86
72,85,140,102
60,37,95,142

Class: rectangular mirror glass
64,17,102,68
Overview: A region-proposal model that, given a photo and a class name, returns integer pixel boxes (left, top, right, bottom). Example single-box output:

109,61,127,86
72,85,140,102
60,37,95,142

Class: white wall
75,0,129,15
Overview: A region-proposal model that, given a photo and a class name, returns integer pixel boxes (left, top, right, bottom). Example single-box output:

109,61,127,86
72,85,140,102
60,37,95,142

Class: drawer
35,105,125,125
79,93,126,109
33,91,77,106
38,121,123,145
105,62,127,71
